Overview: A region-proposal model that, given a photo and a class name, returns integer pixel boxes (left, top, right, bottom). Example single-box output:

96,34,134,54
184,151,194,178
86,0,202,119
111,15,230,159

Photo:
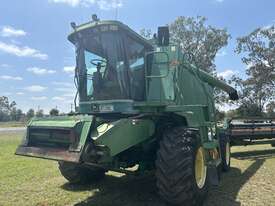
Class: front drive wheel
58,161,105,184
156,127,209,206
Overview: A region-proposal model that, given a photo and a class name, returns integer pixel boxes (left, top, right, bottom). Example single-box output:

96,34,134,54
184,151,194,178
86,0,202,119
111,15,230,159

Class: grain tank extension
16,16,238,205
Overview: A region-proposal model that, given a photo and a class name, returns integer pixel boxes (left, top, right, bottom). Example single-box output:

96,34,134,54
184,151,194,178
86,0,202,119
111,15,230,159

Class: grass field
1,132,275,206
0,122,26,128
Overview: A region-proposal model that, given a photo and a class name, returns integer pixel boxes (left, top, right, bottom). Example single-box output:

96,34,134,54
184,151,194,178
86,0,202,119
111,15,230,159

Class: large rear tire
219,132,231,172
58,161,105,184
156,127,209,206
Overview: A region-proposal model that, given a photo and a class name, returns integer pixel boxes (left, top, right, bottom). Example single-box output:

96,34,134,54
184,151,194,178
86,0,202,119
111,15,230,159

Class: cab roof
68,20,153,49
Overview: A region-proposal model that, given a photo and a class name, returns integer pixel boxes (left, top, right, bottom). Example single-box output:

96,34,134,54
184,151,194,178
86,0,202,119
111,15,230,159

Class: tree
16,109,23,121
0,110,9,121
49,108,59,116
36,109,44,118
235,25,275,113
0,96,16,121
10,108,24,121
0,96,16,111
266,101,275,117
26,109,35,120
236,103,262,117
216,109,225,121
140,28,153,39
10,107,17,121
169,16,230,73
228,75,263,117
141,16,230,73
225,109,239,119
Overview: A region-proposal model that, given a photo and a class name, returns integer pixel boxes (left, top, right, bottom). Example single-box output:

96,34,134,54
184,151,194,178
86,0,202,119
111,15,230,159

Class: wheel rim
195,147,207,189
225,142,230,166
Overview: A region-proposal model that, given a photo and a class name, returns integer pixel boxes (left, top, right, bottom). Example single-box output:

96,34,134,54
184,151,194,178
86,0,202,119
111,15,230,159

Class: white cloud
31,96,48,100
216,50,227,57
215,0,224,2
16,92,24,95
0,64,12,69
52,96,66,101
49,0,94,7
218,69,235,78
97,0,122,10
53,79,76,97
0,41,48,60
63,93,75,97
63,66,75,73
64,100,74,104
0,75,23,80
49,0,123,10
27,67,56,75
52,81,72,87
55,87,75,92
24,85,47,92
1,26,27,37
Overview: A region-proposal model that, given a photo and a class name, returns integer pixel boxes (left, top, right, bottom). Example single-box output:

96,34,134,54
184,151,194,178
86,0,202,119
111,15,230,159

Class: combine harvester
223,118,275,146
16,15,238,205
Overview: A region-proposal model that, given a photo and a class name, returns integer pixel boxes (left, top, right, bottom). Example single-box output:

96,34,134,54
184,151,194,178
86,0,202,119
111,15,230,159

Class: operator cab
69,19,153,102
69,16,178,114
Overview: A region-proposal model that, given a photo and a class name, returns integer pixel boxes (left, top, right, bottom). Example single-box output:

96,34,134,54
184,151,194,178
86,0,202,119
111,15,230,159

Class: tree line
0,96,60,122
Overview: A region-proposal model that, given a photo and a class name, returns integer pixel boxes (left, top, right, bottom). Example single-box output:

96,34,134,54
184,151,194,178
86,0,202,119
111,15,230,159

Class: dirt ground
1,131,275,206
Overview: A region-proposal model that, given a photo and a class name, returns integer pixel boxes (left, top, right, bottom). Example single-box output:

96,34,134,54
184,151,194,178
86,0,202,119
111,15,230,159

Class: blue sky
0,0,274,113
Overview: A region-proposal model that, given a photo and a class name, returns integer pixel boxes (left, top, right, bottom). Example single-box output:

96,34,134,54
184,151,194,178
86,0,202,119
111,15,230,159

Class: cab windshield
75,27,152,101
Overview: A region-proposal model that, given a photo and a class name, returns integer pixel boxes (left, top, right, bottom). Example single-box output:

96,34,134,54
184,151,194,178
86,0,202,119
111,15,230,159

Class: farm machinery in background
15,15,239,205
222,117,275,147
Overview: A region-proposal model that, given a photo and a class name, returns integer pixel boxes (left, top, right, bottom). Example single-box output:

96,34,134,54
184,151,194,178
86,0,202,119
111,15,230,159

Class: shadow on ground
206,148,275,206
63,173,164,206
205,159,264,206
61,149,274,206
232,148,275,160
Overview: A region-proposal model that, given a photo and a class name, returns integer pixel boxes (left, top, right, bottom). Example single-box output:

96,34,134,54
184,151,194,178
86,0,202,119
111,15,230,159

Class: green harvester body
15,17,238,204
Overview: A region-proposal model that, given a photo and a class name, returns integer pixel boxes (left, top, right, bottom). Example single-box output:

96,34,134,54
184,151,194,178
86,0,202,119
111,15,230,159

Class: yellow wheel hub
195,147,207,189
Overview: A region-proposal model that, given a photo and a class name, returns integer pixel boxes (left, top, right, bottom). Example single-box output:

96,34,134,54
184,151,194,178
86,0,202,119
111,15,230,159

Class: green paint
91,119,155,156
68,20,152,49
28,115,93,128
16,115,93,161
